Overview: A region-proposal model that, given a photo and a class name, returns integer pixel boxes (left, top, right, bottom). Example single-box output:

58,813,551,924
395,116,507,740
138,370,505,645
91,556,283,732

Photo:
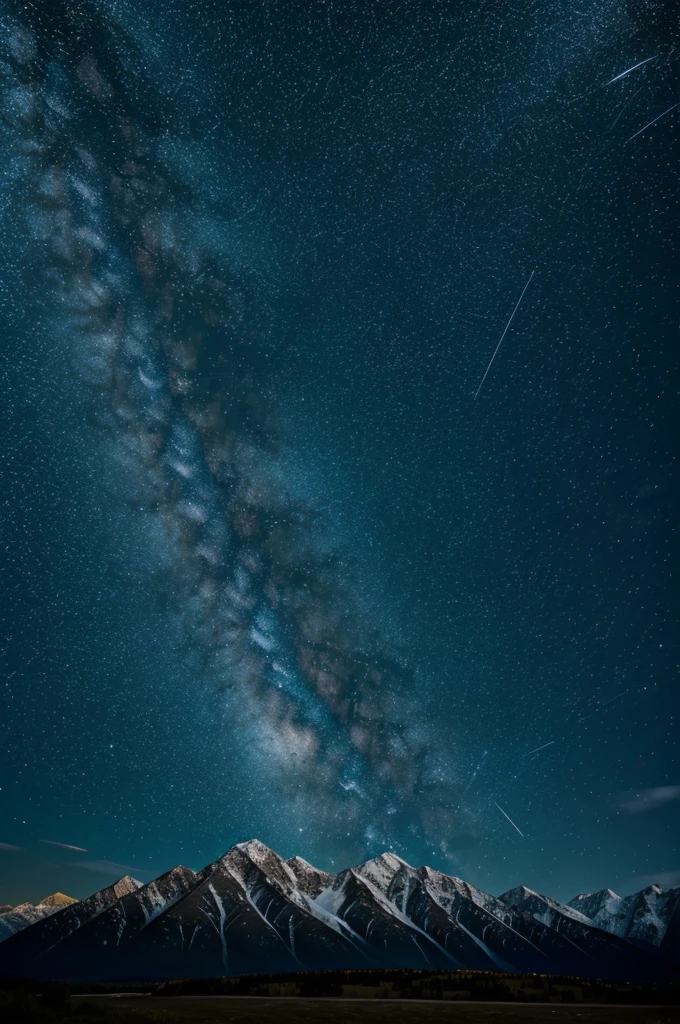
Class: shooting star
577,687,632,723
607,54,658,85
40,840,89,852
464,750,489,792
494,801,525,837
600,689,629,708
626,102,679,143
528,740,555,755
474,270,535,399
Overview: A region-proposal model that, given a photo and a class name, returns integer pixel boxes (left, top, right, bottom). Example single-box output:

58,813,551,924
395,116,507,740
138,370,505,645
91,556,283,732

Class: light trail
494,801,525,837
607,55,658,85
474,271,535,399
626,102,679,143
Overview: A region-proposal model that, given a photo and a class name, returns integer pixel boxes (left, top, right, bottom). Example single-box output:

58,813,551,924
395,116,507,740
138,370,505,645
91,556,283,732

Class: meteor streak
607,55,658,84
40,840,89,852
464,750,489,792
626,103,679,143
474,271,534,399
600,689,629,708
494,801,525,837
527,740,555,755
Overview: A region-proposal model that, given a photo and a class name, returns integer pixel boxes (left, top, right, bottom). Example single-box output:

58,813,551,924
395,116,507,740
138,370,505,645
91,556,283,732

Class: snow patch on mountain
568,888,627,937
500,885,593,928
354,853,409,894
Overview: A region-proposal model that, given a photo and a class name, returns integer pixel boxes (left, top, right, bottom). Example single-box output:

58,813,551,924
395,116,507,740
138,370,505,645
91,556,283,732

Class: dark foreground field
2,990,680,1024
75,995,680,1024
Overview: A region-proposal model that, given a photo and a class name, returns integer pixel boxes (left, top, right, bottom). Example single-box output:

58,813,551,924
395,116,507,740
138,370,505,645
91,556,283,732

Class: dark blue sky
0,0,678,908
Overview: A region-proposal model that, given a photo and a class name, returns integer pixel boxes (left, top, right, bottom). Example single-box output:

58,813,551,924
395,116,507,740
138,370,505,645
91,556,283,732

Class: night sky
0,0,678,909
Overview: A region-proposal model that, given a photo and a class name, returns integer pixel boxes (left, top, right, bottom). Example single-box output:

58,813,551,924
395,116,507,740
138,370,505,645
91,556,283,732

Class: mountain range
0,891,77,942
0,840,677,982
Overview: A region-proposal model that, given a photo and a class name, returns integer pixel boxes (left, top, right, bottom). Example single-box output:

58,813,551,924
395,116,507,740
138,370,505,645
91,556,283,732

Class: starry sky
0,0,678,909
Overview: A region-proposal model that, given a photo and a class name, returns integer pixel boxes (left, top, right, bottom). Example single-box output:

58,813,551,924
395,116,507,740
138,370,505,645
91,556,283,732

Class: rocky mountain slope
0,841,677,982
569,882,680,957
0,892,77,941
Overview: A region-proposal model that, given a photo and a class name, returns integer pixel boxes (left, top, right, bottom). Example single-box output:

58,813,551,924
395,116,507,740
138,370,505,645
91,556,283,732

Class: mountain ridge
0,840,677,982
0,891,78,941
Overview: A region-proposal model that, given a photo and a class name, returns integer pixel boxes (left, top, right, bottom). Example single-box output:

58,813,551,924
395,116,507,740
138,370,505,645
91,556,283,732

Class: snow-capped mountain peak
354,852,411,894
38,893,78,910
113,876,143,898
0,891,79,942
286,856,334,897
500,885,594,927
225,839,300,896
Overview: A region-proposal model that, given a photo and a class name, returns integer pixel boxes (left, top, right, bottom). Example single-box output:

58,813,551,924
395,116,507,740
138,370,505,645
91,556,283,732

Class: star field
0,0,678,907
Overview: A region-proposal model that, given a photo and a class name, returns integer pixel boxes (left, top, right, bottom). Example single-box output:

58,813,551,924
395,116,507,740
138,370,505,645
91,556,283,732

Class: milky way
1,0,464,863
